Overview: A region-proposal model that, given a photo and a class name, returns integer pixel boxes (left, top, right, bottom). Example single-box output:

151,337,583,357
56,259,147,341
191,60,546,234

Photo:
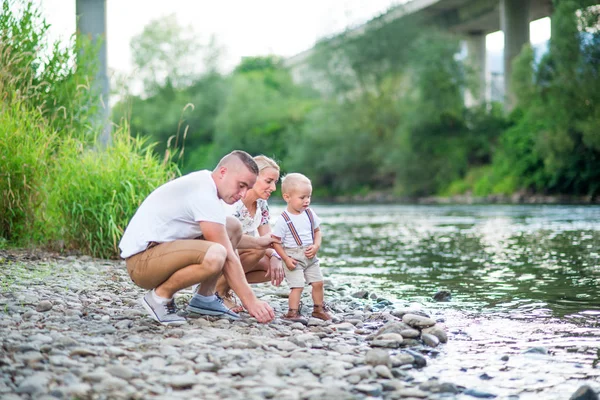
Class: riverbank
330,191,600,205
1,249,598,399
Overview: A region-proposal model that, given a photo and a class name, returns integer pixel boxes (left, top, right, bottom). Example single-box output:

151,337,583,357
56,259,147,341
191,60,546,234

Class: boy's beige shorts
283,246,323,288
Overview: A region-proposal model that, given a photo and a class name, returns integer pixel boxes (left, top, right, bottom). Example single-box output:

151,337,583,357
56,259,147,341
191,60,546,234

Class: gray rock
391,353,414,367
365,349,391,367
354,383,382,397
422,333,440,347
523,346,548,355
570,385,599,400
374,364,393,379
402,313,436,329
422,324,448,343
404,349,427,368
371,333,404,348
399,328,420,338
36,300,53,312
464,388,498,398
16,373,50,395
433,290,452,302
331,322,355,332
397,387,429,398
352,290,369,299
69,348,97,357
106,365,137,380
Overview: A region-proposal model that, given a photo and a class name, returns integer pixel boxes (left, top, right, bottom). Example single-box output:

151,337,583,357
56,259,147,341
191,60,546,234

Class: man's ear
218,166,227,179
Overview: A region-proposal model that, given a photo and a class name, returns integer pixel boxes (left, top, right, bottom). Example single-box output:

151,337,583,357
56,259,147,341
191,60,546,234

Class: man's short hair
216,150,259,175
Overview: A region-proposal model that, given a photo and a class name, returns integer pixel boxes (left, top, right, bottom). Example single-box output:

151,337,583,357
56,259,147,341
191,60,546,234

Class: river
272,203,600,399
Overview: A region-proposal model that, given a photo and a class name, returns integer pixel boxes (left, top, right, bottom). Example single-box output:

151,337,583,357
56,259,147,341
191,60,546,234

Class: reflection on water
288,204,600,323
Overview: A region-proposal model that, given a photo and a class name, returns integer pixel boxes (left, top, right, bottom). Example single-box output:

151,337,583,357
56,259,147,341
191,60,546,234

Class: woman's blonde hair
253,155,280,173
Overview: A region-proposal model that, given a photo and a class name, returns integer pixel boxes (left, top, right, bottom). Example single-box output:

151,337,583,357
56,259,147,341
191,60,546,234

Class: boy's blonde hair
253,155,280,173
281,173,311,194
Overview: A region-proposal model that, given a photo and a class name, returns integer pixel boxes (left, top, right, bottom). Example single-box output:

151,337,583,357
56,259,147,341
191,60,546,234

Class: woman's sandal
221,290,244,313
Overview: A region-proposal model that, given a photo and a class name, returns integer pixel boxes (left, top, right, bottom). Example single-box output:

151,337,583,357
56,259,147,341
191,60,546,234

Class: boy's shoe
283,302,308,325
312,304,332,321
140,291,186,326
186,293,240,319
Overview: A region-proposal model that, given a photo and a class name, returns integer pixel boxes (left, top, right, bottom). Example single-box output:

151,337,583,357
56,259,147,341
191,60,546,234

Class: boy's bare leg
288,287,303,311
310,280,325,306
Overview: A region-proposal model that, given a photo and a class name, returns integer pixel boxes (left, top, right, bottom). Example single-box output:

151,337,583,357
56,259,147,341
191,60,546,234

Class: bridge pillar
76,0,110,145
464,30,487,107
500,0,530,110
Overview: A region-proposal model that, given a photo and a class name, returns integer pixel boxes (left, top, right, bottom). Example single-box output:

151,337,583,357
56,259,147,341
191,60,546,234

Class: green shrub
0,103,56,243
0,0,99,140
43,127,178,258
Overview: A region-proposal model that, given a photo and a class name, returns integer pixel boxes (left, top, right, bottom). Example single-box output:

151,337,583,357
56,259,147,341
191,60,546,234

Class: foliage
300,27,506,197
0,103,56,243
491,0,600,196
0,0,99,140
43,128,177,258
113,16,228,172
113,72,228,172
115,2,599,201
285,99,385,194
129,13,212,95
212,59,317,169
1,1,176,258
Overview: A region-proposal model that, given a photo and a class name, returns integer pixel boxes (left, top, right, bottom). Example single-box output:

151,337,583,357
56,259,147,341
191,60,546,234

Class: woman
216,155,285,311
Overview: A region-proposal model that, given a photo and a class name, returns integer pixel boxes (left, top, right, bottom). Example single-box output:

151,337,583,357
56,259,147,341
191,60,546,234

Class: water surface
273,204,600,398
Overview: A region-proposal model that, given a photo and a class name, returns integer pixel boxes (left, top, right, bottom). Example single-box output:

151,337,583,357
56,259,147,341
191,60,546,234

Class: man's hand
256,234,280,249
244,299,275,323
265,257,284,286
305,244,320,259
285,258,298,270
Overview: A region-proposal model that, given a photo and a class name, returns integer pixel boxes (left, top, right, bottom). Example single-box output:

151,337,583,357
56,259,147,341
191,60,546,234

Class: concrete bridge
285,0,554,109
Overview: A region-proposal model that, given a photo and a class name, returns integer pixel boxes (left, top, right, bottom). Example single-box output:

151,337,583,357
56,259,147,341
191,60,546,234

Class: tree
129,13,219,96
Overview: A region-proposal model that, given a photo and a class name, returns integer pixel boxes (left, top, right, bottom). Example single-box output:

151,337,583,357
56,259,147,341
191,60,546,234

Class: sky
35,0,550,79
37,0,407,73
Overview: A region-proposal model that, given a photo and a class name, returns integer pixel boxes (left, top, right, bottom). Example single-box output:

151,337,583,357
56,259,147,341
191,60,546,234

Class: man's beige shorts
283,246,324,288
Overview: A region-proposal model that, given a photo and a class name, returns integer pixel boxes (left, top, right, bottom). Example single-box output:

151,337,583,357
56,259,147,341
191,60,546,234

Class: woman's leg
215,248,266,291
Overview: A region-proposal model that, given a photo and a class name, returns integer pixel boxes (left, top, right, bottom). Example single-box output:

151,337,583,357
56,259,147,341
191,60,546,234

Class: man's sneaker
140,291,186,326
186,293,240,319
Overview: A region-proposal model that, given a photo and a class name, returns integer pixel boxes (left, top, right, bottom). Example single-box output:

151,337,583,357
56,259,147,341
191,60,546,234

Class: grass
1,1,178,258
43,127,177,258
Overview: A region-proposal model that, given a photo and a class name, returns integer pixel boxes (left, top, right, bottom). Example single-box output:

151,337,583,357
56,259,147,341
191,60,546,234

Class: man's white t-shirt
272,209,321,248
119,170,225,258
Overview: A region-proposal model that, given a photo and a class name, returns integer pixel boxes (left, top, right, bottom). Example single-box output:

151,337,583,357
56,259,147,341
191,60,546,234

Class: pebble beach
1,250,598,400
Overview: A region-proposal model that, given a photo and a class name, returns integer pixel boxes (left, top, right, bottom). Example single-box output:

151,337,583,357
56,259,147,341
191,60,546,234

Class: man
119,150,276,325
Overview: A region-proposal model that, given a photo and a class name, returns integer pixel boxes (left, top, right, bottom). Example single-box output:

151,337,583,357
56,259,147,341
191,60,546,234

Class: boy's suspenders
305,208,315,242
282,208,315,246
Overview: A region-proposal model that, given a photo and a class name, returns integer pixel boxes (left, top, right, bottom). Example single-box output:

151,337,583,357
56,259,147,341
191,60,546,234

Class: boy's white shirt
272,208,321,248
119,170,226,258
